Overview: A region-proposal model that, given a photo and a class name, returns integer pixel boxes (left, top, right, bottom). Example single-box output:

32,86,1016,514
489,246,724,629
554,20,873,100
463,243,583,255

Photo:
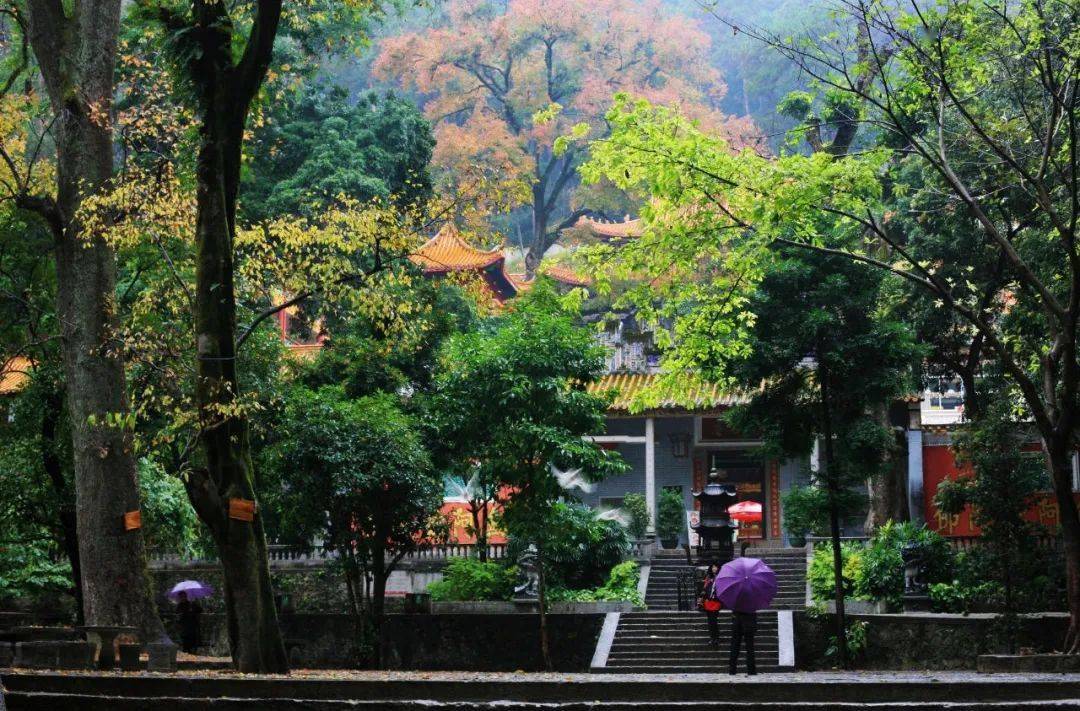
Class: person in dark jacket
729,610,757,675
176,591,203,654
700,563,722,648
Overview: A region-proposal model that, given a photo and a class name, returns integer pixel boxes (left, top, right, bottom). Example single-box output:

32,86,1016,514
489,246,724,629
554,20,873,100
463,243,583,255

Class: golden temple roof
411,223,504,272
588,373,745,413
0,356,31,395
573,215,643,240
540,263,592,287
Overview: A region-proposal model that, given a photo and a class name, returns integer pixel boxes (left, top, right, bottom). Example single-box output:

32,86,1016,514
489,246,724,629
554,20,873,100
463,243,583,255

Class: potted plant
781,484,830,547
621,493,650,541
656,489,685,549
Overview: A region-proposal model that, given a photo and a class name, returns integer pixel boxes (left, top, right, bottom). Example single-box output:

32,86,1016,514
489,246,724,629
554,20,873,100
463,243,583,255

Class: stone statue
513,544,540,600
900,541,928,595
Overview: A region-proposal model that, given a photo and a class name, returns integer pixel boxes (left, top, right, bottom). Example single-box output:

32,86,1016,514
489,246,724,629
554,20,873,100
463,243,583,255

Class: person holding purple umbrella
168,580,213,653
712,557,777,676
728,608,756,675
175,591,202,653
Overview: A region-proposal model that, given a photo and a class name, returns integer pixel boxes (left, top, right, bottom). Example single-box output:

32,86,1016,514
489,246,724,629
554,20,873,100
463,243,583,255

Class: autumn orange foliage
374,0,761,270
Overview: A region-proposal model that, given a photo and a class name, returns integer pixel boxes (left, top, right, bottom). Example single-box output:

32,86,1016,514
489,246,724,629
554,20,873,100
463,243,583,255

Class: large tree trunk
371,544,388,668
525,183,549,278
185,107,288,673
180,0,288,672
865,407,909,531
1046,440,1080,654
24,0,164,643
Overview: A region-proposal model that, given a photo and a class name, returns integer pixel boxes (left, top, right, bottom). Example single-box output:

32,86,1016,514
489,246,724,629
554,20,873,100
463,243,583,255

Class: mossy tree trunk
24,0,165,643
177,0,288,673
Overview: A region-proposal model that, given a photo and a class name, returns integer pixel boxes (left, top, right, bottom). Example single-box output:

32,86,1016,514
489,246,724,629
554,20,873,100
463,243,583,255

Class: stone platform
2,670,1080,710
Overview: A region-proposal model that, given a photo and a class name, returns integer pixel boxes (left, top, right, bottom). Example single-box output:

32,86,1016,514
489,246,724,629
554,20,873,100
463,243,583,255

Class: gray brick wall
582,415,695,512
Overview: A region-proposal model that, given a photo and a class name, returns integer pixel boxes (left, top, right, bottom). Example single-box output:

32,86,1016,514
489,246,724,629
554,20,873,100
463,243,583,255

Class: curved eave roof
411,223,504,272
0,356,32,395
588,373,745,414
573,215,644,240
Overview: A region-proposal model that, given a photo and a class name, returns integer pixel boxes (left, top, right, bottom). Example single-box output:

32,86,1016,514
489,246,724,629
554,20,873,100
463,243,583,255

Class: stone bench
15,640,95,670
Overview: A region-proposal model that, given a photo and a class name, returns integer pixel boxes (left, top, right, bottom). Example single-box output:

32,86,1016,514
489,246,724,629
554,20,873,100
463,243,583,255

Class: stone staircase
644,547,808,611
596,610,788,673
746,546,808,610
596,546,807,673
641,550,692,611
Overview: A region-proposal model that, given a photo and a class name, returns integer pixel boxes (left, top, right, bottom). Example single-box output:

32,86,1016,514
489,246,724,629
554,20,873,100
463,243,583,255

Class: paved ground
5,667,1080,682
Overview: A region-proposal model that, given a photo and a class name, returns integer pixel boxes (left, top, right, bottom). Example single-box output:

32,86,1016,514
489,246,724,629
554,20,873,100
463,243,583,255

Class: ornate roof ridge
411,223,504,272
573,214,643,239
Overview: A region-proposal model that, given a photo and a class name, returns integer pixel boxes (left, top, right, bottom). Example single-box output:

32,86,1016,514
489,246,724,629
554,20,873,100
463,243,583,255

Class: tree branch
233,0,283,115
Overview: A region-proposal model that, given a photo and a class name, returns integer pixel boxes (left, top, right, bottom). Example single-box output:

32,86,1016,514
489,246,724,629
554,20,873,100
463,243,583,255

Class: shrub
548,561,644,607
854,521,954,607
621,493,650,540
928,546,1065,613
808,541,863,601
505,502,631,590
781,485,830,539
427,558,517,601
657,488,685,542
825,619,868,666
928,580,1000,614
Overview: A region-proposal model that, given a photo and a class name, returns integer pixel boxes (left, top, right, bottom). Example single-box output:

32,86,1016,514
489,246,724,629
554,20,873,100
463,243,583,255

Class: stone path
4,667,1080,710
6,668,1080,681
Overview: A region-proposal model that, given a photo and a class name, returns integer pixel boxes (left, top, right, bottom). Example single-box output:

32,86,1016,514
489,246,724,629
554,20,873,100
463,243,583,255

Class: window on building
599,496,625,512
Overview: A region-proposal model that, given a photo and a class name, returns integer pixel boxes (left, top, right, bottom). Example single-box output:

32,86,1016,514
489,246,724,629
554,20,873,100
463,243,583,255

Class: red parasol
727,500,763,523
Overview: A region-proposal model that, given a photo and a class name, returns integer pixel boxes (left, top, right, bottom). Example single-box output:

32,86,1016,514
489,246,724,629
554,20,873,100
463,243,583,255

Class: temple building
410,223,521,305
580,372,801,543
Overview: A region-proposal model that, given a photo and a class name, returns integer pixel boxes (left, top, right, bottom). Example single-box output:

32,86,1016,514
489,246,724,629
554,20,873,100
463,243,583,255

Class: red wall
439,501,507,544
923,444,1078,536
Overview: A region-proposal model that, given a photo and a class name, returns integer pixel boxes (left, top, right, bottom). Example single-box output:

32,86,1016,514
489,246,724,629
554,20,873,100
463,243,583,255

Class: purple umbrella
712,557,777,613
167,580,214,602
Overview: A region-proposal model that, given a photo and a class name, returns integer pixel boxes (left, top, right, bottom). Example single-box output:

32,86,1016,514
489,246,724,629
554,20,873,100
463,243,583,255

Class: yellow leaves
79,161,195,250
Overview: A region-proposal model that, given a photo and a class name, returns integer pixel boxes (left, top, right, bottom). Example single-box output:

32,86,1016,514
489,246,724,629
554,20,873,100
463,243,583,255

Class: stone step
598,666,791,674
8,672,1080,708
622,609,781,613
606,658,781,666
618,622,779,628
608,645,782,655
11,693,1080,710
610,642,780,651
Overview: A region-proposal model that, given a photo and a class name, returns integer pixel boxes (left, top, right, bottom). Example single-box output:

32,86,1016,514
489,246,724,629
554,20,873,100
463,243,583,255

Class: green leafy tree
935,385,1049,649
272,387,443,663
131,0,405,671
428,282,627,669
241,87,435,223
727,251,919,668
581,0,1080,654
506,501,630,590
